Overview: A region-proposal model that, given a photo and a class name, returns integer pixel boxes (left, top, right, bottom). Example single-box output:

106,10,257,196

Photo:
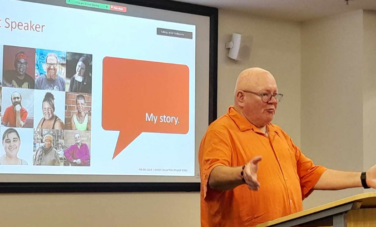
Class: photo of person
1,87,34,128
63,130,90,166
34,90,65,129
2,45,35,89
65,93,91,131
66,52,92,94
0,128,32,165
35,49,66,91
33,129,62,166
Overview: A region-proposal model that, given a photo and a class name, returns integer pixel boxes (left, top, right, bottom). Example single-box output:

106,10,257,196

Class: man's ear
236,91,245,107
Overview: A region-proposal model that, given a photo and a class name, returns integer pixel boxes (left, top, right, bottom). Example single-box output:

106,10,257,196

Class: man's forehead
17,58,27,63
237,68,275,88
253,79,278,90
46,56,58,62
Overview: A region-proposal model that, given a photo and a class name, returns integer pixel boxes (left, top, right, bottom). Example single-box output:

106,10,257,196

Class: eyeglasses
242,90,283,103
46,63,58,67
16,62,27,67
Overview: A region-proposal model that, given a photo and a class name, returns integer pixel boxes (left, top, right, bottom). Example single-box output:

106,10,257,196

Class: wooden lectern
256,192,376,227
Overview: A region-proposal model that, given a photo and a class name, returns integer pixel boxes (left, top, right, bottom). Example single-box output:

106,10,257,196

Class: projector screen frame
0,0,218,193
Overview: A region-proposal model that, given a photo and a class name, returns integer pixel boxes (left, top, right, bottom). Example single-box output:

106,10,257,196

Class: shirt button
290,200,293,203
285,177,287,180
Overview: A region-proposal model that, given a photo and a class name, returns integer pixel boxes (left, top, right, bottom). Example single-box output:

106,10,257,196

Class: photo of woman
0,128,28,165
66,53,92,94
36,92,64,129
33,133,60,166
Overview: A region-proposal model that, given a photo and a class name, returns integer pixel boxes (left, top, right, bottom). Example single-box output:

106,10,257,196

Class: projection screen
0,0,217,192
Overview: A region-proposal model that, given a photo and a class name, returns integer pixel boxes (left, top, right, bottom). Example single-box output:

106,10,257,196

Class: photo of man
2,92,28,127
3,52,35,88
64,132,90,166
35,49,66,91
65,93,91,131
2,46,35,89
1,88,34,128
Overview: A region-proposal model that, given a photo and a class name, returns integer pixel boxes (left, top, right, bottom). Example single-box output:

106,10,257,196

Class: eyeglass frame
46,63,58,68
16,62,28,67
241,90,283,103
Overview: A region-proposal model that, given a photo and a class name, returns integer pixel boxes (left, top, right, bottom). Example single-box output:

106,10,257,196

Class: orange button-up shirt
199,106,327,227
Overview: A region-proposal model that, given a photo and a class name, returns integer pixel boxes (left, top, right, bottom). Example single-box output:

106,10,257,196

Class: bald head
234,68,276,96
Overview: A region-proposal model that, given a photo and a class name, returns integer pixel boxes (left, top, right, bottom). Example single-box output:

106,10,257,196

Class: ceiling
174,0,376,22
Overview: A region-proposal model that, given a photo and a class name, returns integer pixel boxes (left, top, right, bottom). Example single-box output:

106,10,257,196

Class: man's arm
209,166,243,190
79,144,90,165
64,146,74,162
15,110,21,127
2,108,9,126
59,76,65,91
209,156,262,191
314,169,361,190
19,108,28,127
15,106,25,127
315,164,376,190
71,116,76,130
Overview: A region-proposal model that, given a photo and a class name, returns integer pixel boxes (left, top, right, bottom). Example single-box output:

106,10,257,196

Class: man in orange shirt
2,91,28,127
199,67,376,227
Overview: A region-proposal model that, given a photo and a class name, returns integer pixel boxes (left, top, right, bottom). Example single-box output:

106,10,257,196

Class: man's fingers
250,156,262,173
251,156,262,165
248,183,260,190
243,156,262,189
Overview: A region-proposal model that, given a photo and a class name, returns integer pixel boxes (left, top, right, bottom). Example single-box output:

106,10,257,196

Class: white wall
363,11,376,174
218,10,302,144
0,193,199,227
301,10,365,208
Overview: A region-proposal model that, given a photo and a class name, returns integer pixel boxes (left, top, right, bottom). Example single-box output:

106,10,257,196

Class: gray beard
12,103,22,108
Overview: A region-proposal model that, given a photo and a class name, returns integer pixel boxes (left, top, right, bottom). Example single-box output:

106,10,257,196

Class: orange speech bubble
103,57,189,159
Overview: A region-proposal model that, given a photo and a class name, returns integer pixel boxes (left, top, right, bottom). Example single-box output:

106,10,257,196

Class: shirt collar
227,106,278,135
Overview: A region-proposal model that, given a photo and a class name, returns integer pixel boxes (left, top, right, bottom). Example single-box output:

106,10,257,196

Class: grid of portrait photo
0,45,92,166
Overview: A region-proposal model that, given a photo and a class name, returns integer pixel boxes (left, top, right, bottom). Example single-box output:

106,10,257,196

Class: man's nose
268,96,278,103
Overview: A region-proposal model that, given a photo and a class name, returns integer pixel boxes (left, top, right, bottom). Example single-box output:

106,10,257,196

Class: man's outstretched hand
243,156,262,190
